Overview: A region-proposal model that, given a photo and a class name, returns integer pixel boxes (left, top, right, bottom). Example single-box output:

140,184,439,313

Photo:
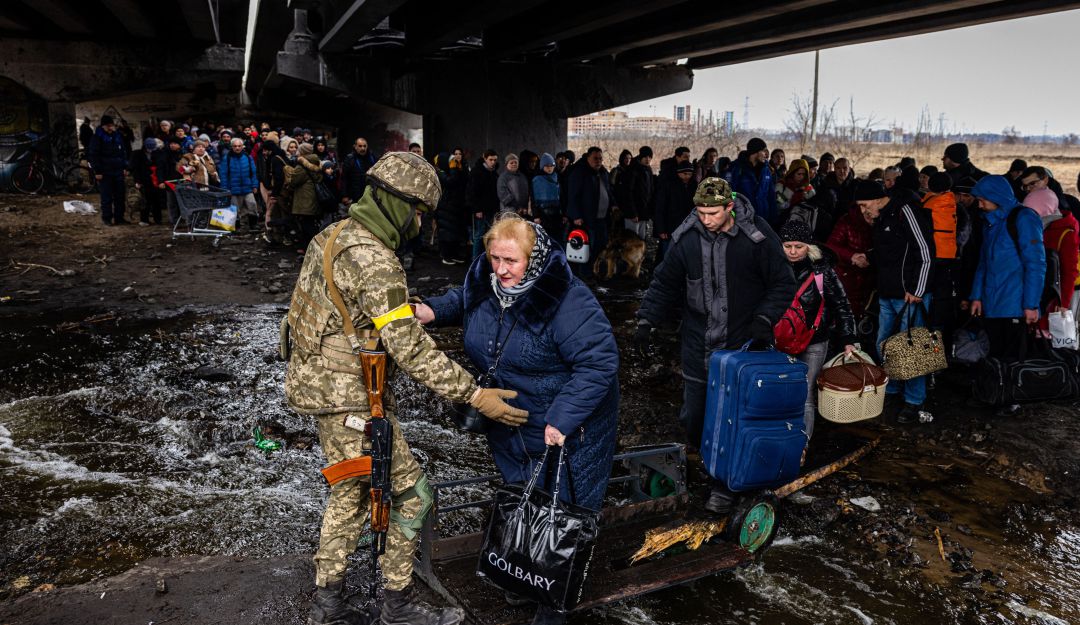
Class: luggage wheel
724,493,780,555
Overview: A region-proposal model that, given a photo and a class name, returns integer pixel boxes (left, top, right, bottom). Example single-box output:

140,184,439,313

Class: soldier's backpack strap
322,220,380,354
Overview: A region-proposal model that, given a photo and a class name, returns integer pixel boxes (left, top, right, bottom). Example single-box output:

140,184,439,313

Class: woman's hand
544,424,566,446
414,303,435,325
843,344,856,356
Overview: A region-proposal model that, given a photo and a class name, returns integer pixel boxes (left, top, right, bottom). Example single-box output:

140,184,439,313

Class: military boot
309,581,370,625
380,583,463,625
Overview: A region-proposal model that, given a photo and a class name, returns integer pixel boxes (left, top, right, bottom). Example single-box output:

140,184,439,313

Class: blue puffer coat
425,245,620,510
969,175,1047,317
218,151,258,195
88,127,129,174
724,154,777,225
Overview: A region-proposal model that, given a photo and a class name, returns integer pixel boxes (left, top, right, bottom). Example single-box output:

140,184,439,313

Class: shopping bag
476,447,599,612
1049,309,1078,350
210,206,237,231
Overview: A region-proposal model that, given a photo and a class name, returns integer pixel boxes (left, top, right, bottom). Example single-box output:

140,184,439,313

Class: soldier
283,152,528,625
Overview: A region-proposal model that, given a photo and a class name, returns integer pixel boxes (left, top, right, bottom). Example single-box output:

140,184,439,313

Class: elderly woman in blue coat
416,213,620,512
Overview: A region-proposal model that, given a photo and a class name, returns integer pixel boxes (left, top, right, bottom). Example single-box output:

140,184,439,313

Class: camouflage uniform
285,217,476,590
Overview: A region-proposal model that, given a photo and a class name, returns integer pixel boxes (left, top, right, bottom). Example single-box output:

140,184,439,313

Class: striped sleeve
901,203,932,297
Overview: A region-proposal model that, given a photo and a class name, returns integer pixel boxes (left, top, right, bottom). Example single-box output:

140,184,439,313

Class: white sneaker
138,221,150,226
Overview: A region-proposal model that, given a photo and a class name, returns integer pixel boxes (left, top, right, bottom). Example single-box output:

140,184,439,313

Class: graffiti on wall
0,75,49,185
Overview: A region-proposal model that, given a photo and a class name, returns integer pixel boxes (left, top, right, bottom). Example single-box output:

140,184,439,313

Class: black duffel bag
974,331,1077,406
476,446,599,612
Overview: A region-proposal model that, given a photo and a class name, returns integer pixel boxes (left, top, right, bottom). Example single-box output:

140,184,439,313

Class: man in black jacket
855,180,935,423
635,177,795,514
88,114,131,226
624,146,654,239
653,161,696,263
942,143,988,188
340,137,378,205
466,149,500,258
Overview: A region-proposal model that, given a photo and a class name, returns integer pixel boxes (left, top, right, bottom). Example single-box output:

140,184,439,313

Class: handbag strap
516,431,579,506
517,446,551,511
486,316,520,379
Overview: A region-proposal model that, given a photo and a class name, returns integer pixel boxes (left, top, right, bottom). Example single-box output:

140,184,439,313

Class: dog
593,229,646,280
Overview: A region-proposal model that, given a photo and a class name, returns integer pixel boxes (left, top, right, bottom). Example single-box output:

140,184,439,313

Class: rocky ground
2,191,1079,624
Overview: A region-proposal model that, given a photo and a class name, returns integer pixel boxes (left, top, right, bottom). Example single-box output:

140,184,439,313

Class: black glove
749,317,775,351
633,321,653,357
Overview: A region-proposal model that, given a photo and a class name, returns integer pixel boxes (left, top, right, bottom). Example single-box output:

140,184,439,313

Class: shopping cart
169,181,233,246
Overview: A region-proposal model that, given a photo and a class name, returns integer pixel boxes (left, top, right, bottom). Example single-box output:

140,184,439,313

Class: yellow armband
371,303,415,330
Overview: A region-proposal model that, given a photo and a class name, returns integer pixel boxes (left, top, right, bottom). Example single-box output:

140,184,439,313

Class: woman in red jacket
1024,189,1079,319
826,204,875,317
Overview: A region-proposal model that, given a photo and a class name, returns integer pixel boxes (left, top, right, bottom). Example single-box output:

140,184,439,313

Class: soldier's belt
321,455,372,486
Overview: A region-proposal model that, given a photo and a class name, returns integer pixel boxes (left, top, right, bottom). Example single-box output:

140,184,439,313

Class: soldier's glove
469,387,529,426
633,321,653,357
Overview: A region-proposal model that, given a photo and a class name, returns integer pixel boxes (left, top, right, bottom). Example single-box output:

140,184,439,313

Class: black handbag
304,166,336,205
973,330,1076,406
449,316,519,433
476,446,599,612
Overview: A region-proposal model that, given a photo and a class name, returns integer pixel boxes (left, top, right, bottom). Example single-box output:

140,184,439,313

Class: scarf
348,186,420,250
491,223,552,309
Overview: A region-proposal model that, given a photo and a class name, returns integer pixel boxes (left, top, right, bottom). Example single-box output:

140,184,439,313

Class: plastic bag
210,206,237,231
63,200,96,215
1049,309,1077,350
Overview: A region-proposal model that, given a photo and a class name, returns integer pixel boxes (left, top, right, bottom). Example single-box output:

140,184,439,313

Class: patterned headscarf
491,222,553,309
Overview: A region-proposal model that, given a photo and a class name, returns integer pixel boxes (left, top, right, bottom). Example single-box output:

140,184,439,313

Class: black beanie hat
779,220,813,244
954,176,978,194
1010,159,1028,172
100,114,114,126
928,172,953,193
919,165,939,176
944,142,969,163
746,137,767,154
820,152,835,163
676,161,694,174
853,180,887,201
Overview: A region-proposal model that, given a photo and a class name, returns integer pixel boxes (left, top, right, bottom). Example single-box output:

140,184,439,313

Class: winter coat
285,154,323,216
872,192,935,300
724,154,777,224
531,171,560,215
611,163,634,216
189,152,219,186
826,206,875,317
79,123,94,150
497,170,530,214
425,247,619,510
637,196,796,381
218,150,258,196
628,159,655,220
776,181,816,212
466,162,500,221
88,127,129,175
269,150,294,197
654,177,697,236
341,150,378,200
128,149,156,188
922,191,959,259
435,155,469,245
969,176,1046,318
945,160,989,188
789,255,857,347
1043,211,1080,308
566,161,615,226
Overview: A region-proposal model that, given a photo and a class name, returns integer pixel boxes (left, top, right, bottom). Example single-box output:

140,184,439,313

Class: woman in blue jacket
417,213,619,514
969,175,1047,355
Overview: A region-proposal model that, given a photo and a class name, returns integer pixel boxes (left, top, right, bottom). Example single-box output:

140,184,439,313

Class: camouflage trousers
314,409,425,591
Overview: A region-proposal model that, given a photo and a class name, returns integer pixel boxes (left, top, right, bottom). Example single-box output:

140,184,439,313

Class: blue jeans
877,295,932,405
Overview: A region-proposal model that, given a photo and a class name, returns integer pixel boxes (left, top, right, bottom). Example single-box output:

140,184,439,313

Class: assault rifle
360,347,391,600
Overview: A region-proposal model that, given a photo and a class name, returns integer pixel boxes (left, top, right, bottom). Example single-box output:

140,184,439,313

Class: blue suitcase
701,342,809,492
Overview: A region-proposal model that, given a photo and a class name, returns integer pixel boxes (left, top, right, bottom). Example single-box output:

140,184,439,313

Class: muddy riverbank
1,195,1078,624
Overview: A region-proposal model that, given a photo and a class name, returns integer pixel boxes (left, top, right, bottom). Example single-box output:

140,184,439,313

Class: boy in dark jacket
635,177,795,515
855,180,935,423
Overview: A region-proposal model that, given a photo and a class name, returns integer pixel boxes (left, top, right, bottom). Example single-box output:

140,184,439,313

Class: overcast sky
623,8,1079,136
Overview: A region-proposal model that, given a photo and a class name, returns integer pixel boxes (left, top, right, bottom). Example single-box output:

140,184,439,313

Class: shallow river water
1,305,1077,624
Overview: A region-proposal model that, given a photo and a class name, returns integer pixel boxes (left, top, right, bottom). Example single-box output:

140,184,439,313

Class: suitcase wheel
725,493,780,555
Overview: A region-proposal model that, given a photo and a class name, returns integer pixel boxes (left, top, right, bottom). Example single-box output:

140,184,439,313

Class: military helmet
366,151,442,210
694,177,735,207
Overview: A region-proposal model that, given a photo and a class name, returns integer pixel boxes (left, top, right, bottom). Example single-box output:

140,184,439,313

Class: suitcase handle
739,339,774,353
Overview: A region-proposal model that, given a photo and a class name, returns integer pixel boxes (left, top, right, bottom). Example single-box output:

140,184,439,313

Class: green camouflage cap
366,152,441,211
693,177,735,207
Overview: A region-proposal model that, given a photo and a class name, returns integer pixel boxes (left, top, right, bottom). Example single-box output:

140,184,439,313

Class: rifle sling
321,455,372,486
322,220,380,354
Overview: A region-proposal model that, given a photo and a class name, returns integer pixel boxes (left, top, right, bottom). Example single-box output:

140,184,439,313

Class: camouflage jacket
284,219,476,415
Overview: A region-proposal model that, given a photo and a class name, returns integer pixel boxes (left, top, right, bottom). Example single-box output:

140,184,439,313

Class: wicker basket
817,350,888,423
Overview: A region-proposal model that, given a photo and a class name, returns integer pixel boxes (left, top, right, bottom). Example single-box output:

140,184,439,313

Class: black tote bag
476,446,600,612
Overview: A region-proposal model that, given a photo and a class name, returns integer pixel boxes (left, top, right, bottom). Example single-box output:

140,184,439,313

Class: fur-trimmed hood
463,248,575,332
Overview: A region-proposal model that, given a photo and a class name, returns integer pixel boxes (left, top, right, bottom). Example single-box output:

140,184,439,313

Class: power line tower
742,96,750,130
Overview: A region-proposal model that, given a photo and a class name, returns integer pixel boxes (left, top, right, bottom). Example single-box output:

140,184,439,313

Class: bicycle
9,146,97,195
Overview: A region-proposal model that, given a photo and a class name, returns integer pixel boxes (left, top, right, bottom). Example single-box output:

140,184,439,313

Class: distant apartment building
569,107,715,137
